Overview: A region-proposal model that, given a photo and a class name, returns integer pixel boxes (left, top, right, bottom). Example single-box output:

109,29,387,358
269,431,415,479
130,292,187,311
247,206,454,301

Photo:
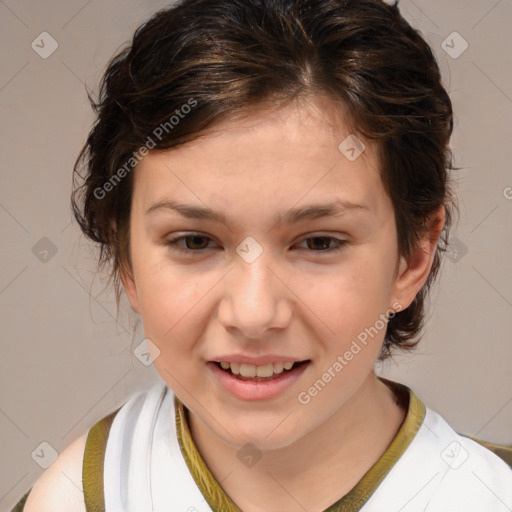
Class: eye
165,233,347,254
165,233,215,252
295,235,347,253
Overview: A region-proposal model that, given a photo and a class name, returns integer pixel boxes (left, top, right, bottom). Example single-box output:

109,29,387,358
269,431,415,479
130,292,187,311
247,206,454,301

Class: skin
120,93,444,512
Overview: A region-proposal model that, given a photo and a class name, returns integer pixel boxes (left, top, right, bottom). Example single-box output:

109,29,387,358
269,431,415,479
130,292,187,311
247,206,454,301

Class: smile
208,360,311,400
216,360,304,380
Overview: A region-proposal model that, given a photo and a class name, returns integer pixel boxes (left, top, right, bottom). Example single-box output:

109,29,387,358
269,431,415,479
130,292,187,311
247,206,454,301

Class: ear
119,261,140,315
391,206,445,310
112,219,140,315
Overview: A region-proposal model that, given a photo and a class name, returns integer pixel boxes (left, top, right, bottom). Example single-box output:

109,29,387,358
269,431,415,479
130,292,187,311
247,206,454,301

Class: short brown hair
71,0,456,361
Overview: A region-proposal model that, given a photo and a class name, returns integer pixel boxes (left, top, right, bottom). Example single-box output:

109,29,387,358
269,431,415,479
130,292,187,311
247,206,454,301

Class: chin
217,416,308,452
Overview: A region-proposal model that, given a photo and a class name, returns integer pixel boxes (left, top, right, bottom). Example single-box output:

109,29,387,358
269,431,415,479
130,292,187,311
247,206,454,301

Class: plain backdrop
1,0,511,509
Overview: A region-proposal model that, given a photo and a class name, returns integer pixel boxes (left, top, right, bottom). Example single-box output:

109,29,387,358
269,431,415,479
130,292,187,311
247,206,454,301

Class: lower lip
207,361,310,401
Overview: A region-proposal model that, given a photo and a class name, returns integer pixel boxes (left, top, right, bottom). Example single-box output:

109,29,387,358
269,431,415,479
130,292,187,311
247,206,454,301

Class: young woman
14,0,512,510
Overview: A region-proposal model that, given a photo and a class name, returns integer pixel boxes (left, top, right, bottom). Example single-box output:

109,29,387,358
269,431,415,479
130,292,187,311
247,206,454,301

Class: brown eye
164,233,347,255
298,236,347,253
166,234,214,252
307,237,334,251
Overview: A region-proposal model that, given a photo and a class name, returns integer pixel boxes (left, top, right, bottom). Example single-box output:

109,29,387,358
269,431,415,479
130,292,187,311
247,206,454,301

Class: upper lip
210,355,309,365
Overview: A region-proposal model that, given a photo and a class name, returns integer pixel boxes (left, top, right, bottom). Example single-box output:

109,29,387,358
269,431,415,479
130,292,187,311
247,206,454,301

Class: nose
217,253,292,340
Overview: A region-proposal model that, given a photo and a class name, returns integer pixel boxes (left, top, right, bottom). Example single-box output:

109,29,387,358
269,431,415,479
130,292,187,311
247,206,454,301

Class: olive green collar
175,377,426,512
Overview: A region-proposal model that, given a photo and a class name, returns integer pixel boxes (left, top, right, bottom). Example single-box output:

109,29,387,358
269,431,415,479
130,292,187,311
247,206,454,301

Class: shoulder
367,402,512,510
422,406,512,473
23,430,89,512
465,436,512,469
20,383,172,512
21,401,123,512
421,407,512,507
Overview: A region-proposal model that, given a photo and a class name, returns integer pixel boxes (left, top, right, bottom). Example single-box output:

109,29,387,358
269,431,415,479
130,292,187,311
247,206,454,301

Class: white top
103,382,512,512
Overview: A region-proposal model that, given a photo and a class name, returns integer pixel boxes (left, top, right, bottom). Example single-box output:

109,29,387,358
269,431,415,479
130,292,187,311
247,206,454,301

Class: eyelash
164,233,347,255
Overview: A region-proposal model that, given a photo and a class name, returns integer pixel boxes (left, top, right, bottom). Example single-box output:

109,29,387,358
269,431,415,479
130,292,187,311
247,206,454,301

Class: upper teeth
219,361,295,377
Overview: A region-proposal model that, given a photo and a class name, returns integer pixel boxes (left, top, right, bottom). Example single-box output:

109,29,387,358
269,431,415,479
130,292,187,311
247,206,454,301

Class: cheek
132,250,204,341
306,254,395,328
137,272,206,381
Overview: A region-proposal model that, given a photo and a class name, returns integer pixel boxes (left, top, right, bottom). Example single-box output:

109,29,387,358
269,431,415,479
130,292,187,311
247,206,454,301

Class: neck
187,373,407,512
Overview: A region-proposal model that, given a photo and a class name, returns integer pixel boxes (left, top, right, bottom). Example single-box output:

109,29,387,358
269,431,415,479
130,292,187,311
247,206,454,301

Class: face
122,94,435,450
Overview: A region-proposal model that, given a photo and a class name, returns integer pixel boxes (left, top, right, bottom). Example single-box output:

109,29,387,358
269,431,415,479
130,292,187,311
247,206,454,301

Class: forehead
132,95,386,220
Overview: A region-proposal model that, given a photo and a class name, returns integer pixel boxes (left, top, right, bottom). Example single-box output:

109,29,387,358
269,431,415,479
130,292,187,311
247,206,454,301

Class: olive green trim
12,388,512,512
174,377,425,512
325,377,425,511
10,490,31,512
175,395,242,511
82,408,120,512
465,436,512,469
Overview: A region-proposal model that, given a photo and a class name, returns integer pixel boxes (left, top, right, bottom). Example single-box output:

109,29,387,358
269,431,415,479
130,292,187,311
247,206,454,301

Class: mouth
212,360,311,382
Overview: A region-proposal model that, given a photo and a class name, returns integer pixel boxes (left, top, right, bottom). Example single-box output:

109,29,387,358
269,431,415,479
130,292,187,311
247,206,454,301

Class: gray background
1,0,511,509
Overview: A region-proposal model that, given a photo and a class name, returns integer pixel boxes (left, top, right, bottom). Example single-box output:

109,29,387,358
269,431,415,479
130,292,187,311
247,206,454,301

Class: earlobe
392,206,445,310
119,262,140,315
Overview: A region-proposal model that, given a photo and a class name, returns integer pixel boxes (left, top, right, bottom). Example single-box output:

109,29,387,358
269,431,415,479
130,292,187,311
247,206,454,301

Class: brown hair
71,0,456,361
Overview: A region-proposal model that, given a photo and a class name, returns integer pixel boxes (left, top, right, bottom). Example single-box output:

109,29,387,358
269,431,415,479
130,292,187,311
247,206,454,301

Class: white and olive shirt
12,378,512,511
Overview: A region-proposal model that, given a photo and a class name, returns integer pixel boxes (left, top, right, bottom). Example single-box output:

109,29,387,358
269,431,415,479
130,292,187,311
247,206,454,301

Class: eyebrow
145,198,370,226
